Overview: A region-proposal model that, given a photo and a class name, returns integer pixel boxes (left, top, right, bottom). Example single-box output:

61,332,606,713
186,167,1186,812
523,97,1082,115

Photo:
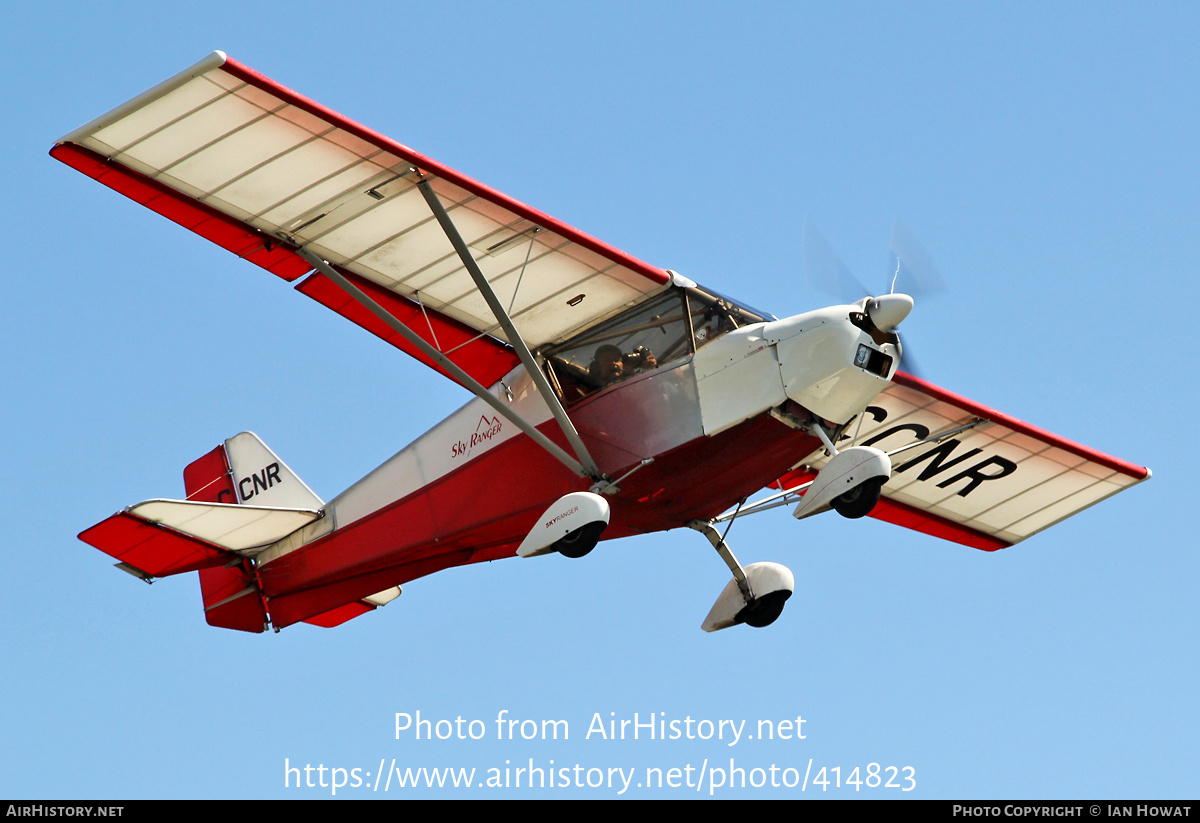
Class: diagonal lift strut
413,170,601,480
292,246,592,480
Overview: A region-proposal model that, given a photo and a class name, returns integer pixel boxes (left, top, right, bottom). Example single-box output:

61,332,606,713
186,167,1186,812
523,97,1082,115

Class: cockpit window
539,285,772,404
541,290,691,403
687,288,771,349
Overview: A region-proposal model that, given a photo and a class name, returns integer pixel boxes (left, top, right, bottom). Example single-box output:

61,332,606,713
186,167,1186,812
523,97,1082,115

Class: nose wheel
688,520,795,632
736,588,792,628
831,476,885,519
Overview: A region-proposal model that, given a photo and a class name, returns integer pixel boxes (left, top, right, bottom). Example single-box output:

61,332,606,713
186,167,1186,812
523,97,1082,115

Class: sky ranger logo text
451,415,504,460
545,506,580,529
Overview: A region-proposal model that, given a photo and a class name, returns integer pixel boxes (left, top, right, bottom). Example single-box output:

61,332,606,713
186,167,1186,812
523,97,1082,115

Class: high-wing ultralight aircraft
56,53,1150,634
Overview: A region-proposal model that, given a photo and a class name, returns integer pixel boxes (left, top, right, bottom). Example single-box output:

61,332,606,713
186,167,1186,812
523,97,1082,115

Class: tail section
184,432,327,632
83,432,401,633
209,433,401,629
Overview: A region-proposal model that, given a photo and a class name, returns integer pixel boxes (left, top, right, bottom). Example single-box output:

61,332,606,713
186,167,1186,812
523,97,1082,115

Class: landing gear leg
688,520,795,632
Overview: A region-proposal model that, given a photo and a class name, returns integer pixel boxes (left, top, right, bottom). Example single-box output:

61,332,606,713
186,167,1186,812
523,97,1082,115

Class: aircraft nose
867,293,914,331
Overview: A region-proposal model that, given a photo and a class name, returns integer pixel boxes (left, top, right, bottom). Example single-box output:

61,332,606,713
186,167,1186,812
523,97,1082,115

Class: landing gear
735,588,791,628
684,426,896,632
791,444,891,521
552,521,606,558
689,520,795,632
516,492,610,558
831,476,884,519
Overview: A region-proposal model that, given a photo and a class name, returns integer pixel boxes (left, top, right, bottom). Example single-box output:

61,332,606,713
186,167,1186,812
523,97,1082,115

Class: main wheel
831,477,884,519
552,521,607,558
735,590,792,628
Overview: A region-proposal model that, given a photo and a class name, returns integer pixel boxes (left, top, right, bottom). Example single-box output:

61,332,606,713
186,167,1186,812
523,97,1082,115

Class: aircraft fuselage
256,299,901,628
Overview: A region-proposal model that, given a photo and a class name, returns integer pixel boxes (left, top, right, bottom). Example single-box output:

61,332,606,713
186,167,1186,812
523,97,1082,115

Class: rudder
185,441,268,633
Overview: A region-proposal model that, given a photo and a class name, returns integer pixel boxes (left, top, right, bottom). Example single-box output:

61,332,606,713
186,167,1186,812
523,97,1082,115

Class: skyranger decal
451,415,505,460
546,506,580,529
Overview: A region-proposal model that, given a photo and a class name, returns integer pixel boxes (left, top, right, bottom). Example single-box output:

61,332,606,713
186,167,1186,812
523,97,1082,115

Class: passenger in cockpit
590,344,625,386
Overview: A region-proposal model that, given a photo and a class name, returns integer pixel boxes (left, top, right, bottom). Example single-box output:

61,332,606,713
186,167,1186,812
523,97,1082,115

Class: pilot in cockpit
589,343,658,387
589,344,625,386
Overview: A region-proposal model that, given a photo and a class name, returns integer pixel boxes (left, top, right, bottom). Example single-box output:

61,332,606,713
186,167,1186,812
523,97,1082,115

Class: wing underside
52,51,672,386
788,372,1150,549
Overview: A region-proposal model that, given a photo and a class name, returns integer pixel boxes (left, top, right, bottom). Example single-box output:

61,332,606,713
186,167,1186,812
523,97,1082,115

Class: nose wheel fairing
686,431,893,632
689,520,796,632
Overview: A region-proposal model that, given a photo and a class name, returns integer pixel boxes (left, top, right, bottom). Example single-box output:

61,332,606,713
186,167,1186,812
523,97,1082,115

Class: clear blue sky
3,1,1195,799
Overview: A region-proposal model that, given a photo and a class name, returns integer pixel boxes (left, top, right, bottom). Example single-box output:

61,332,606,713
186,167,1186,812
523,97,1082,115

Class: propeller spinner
866,293,914,331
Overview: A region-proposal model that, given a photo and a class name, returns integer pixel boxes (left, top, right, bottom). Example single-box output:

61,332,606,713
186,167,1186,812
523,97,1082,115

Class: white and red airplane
56,52,1150,634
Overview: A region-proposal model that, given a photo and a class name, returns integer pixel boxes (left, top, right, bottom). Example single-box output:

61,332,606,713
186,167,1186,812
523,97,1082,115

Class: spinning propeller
801,215,945,378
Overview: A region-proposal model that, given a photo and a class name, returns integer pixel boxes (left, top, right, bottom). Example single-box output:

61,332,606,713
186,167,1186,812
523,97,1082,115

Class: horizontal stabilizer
80,512,234,578
127,499,321,553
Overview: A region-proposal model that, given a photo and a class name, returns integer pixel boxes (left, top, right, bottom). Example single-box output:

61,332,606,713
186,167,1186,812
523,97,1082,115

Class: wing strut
414,170,602,480
292,246,593,480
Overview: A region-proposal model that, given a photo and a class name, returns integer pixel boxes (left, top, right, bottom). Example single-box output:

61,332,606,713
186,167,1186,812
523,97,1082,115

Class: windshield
540,285,771,404
686,287,771,348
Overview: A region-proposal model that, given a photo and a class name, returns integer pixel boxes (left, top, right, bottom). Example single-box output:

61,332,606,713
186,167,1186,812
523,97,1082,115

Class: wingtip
56,50,233,146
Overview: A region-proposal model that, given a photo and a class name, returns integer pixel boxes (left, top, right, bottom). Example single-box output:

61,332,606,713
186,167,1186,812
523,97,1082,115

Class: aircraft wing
784,372,1150,550
51,52,673,388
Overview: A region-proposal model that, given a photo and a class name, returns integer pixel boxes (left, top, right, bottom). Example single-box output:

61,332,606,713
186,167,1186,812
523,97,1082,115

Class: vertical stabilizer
185,443,269,633
224,432,323,509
